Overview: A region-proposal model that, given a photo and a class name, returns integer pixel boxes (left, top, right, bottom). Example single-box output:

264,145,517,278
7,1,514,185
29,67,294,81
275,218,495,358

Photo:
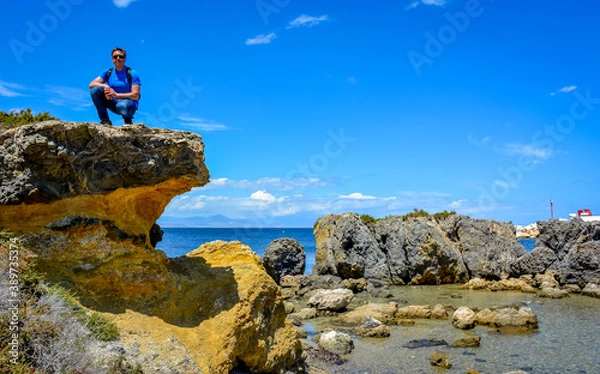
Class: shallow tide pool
303,285,600,374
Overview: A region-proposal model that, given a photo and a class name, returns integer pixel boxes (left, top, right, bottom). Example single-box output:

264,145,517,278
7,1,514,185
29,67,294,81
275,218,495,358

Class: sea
156,227,537,273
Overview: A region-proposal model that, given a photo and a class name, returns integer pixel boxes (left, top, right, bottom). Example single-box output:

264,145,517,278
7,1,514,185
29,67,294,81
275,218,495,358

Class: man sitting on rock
89,47,141,126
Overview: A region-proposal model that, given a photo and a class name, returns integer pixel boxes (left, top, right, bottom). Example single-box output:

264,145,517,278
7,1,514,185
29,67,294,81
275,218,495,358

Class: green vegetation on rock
0,109,58,130
0,231,141,374
359,209,457,224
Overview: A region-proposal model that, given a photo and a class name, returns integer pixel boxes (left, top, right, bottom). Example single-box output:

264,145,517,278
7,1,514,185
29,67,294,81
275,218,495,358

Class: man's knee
90,86,104,96
116,101,135,115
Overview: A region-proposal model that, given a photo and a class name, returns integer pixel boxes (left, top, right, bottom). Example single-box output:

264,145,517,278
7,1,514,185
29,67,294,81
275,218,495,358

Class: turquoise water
157,227,317,272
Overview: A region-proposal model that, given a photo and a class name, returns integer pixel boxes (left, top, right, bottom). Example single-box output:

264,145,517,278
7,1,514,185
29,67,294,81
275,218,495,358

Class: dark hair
111,47,126,57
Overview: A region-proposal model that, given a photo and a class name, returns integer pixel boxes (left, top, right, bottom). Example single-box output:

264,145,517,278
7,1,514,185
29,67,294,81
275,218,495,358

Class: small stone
318,330,354,355
452,307,476,330
537,288,569,299
430,351,452,369
450,335,481,348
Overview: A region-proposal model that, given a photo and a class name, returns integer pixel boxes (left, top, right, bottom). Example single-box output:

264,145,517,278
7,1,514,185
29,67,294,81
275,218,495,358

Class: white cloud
250,190,277,203
406,0,446,9
339,192,376,200
0,80,26,97
551,85,577,95
559,85,577,93
44,85,91,110
201,177,330,191
287,14,329,29
113,0,136,8
503,143,553,160
177,115,229,131
468,134,491,147
245,33,276,45
494,180,514,189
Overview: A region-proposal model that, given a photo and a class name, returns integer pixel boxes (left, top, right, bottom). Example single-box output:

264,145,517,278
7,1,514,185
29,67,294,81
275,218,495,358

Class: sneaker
124,118,133,125
100,120,112,126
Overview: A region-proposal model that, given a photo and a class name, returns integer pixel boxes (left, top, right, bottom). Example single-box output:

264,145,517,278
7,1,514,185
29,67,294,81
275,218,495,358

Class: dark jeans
90,86,137,123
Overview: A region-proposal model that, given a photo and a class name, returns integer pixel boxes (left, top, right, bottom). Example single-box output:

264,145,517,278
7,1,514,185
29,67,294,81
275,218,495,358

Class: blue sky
1,0,599,227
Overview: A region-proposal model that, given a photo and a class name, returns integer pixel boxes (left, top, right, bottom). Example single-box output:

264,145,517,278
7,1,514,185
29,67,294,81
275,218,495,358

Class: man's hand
103,85,115,100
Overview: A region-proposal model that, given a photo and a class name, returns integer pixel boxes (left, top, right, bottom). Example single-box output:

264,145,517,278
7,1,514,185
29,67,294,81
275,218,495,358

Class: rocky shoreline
262,213,600,373
2,122,599,373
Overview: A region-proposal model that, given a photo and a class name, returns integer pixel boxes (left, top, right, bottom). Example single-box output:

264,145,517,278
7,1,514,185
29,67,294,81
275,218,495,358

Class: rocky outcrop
0,121,208,242
512,220,600,287
263,237,306,284
113,241,302,374
443,215,526,280
313,213,524,284
0,122,301,373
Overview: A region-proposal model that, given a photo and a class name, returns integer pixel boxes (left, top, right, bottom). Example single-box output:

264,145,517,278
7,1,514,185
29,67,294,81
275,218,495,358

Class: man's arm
89,76,108,89
104,84,139,100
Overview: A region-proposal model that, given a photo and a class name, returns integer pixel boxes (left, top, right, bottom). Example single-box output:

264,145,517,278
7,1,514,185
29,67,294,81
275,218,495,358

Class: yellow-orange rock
110,241,302,374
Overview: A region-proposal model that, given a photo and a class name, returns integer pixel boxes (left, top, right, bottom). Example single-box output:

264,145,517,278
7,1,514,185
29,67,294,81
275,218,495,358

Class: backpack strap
105,67,132,84
105,67,139,100
126,67,132,85
104,67,114,82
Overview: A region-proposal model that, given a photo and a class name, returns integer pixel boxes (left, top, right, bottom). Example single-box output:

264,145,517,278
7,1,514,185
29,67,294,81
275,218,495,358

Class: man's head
111,47,127,69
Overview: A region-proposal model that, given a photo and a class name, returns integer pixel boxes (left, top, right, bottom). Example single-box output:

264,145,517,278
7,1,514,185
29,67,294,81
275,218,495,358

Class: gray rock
443,215,526,280
313,213,390,281
262,238,305,284
510,245,558,276
514,220,600,286
393,217,468,285
404,339,448,349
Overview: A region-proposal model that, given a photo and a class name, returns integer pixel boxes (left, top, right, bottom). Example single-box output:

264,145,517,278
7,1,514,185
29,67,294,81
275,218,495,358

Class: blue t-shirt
100,66,141,105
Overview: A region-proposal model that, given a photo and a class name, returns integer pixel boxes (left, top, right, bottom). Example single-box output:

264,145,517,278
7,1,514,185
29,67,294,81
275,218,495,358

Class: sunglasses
112,55,126,59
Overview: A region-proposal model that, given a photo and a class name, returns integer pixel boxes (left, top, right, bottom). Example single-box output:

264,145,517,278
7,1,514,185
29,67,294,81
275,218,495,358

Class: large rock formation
0,122,301,373
314,213,525,284
512,220,600,286
0,121,208,241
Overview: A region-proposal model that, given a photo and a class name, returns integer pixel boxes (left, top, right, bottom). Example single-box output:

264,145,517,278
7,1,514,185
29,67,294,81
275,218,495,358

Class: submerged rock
450,335,481,347
430,351,452,369
405,339,448,349
318,330,354,355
